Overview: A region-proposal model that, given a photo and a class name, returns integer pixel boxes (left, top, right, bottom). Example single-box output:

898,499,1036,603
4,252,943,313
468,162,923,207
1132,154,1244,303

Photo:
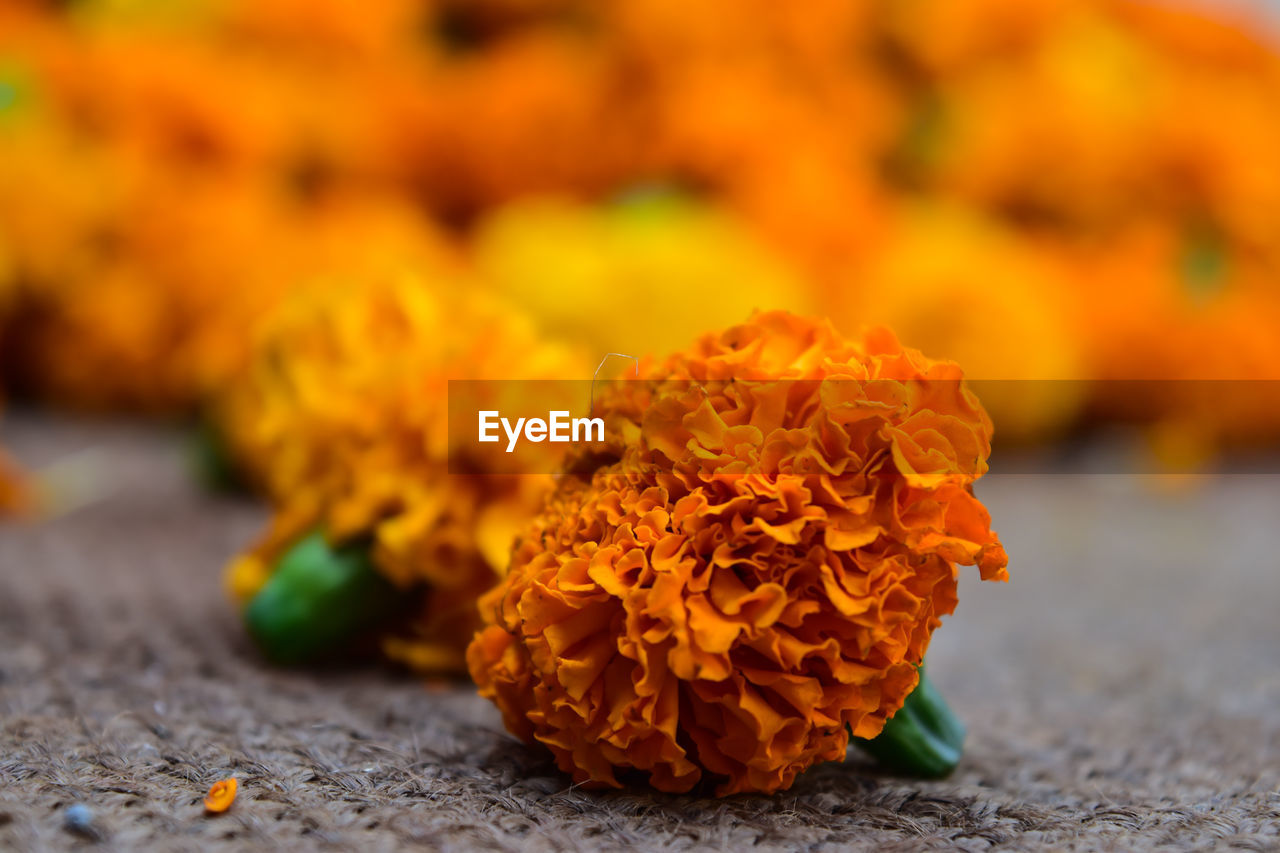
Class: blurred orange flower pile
0,0,1277,438
0,0,450,410
469,312,1007,794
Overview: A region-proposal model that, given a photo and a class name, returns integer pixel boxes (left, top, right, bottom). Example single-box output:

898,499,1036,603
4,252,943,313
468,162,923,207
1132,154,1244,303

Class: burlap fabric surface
1,414,1277,851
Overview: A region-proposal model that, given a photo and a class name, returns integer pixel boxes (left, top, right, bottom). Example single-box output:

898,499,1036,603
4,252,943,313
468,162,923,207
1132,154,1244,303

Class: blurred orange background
3,0,1280,487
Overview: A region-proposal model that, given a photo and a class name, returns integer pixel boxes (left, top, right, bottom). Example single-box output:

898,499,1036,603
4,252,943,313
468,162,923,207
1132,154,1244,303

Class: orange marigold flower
203,777,237,814
468,311,1007,796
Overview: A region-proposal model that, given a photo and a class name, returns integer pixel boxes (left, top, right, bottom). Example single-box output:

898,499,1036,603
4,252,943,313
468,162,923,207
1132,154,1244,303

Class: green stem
244,530,399,665
853,668,965,778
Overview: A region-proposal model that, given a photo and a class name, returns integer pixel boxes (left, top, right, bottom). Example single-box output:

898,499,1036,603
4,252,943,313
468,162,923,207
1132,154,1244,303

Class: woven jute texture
1,414,1277,851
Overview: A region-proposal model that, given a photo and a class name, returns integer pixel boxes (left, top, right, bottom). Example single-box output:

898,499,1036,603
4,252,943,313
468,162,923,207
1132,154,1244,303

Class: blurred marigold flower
473,192,814,359
883,0,1280,247
839,203,1086,443
220,273,586,674
468,311,1007,795
1068,221,1280,450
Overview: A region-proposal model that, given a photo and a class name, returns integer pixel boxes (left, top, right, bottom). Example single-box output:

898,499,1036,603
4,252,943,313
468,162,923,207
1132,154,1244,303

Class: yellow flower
473,193,813,359
220,272,586,673
469,311,1007,795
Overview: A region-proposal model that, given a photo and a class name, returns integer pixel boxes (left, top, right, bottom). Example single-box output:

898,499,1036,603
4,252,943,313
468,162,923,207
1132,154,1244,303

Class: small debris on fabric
203,778,238,814
63,803,103,840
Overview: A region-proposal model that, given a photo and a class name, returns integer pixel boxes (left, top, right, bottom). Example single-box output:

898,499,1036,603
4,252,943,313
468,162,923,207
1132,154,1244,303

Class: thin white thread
589,353,639,417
